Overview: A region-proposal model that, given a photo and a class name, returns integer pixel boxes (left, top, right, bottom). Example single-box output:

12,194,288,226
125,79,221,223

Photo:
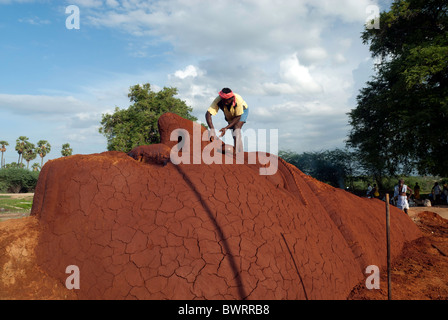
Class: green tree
6,162,24,169
36,140,51,167
15,136,29,165
61,143,73,157
347,0,448,177
31,163,41,172
99,83,198,153
23,142,37,169
0,140,8,168
279,149,360,188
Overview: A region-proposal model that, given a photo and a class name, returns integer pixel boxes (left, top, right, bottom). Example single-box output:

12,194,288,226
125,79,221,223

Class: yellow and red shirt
207,93,248,122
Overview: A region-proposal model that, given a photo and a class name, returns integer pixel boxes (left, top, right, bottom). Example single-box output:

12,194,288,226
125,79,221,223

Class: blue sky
0,0,392,166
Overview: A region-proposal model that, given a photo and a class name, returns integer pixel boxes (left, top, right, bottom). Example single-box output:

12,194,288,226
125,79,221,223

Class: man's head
219,88,235,106
399,179,404,186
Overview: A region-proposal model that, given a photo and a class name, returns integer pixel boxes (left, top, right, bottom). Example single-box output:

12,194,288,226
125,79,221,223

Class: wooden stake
386,193,391,300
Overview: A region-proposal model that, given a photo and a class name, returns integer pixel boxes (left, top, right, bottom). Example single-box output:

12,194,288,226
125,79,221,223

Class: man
366,184,373,198
413,182,421,200
394,179,413,215
432,182,442,205
205,88,249,153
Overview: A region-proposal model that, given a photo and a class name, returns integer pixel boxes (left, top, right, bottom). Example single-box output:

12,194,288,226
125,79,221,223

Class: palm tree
15,136,29,165
61,143,73,157
23,142,37,169
31,163,41,172
36,140,51,167
0,140,8,168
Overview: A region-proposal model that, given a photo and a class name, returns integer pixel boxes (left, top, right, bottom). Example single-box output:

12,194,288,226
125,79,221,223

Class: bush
0,168,40,193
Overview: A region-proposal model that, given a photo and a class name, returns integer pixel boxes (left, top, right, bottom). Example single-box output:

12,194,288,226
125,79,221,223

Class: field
0,193,33,222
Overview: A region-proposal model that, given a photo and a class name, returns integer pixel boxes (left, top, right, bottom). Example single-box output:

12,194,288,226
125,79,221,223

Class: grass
0,194,33,214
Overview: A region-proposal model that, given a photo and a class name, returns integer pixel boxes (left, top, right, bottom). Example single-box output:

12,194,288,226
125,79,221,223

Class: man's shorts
240,107,249,123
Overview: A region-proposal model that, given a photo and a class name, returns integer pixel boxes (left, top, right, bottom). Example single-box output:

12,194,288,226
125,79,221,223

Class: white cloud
308,0,381,24
0,0,36,4
105,0,119,7
300,47,328,64
174,65,203,79
69,0,103,8
334,53,348,64
18,16,51,25
261,54,322,95
0,94,94,115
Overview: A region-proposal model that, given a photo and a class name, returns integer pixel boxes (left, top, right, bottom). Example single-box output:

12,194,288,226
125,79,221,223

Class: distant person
205,88,249,154
413,182,421,200
432,182,442,205
372,184,380,198
366,184,373,198
394,179,413,215
442,182,448,204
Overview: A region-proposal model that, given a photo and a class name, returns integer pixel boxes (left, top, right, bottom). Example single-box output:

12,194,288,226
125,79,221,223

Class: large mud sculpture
2,113,421,299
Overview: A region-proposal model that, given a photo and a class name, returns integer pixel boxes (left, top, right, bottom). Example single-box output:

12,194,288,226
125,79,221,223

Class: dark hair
221,88,232,94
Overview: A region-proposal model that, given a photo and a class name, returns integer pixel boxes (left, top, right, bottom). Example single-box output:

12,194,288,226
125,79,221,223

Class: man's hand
208,129,218,141
219,127,228,137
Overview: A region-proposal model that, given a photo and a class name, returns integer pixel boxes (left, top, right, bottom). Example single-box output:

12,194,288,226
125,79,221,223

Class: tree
279,148,361,188
61,143,73,157
23,142,37,169
15,136,29,165
36,140,51,167
99,83,198,153
347,0,448,176
31,163,41,172
6,162,24,169
0,140,8,168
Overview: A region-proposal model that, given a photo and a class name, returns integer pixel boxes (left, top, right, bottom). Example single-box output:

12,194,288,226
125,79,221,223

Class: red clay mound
1,113,421,300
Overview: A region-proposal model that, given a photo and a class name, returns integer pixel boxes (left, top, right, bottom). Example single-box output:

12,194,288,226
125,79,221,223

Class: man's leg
232,121,245,154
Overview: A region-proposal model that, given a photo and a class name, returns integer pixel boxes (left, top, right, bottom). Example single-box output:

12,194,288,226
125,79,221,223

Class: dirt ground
0,193,35,199
349,205,448,300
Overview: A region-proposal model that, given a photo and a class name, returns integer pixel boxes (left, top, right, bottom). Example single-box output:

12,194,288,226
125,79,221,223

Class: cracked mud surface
0,113,422,300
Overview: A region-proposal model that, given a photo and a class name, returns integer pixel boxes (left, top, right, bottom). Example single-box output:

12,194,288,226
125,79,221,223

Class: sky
0,0,393,166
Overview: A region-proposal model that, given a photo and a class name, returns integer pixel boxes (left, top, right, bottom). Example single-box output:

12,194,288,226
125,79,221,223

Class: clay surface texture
0,113,421,300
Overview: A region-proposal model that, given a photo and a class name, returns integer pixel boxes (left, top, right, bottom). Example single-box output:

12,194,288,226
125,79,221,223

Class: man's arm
219,116,241,137
205,111,214,130
205,111,217,141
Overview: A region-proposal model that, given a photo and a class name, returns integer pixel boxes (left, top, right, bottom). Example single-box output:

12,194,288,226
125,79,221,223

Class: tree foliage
23,142,36,169
61,143,73,157
279,149,360,188
36,140,51,167
99,83,198,153
347,0,448,177
0,167,39,193
0,140,8,168
15,136,29,165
